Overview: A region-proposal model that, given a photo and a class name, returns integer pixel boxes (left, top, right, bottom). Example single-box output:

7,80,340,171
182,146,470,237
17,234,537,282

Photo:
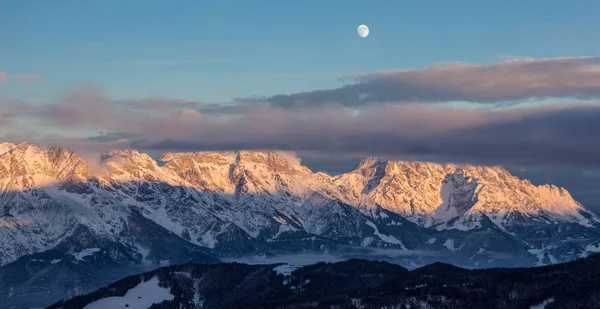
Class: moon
357,24,369,38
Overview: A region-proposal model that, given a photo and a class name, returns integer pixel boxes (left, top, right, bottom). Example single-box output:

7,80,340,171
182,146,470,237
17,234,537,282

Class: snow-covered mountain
336,157,597,228
1,141,600,308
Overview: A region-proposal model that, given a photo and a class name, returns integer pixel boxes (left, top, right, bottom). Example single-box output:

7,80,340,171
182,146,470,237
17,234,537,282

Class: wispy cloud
0,71,42,83
104,59,229,65
495,55,535,62
12,73,42,82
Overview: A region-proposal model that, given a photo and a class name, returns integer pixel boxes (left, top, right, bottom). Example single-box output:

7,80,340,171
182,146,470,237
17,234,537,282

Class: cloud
44,138,131,174
495,55,535,62
0,71,42,83
117,97,205,111
222,252,345,266
124,103,600,168
277,151,302,166
105,59,229,65
1,86,205,131
0,112,13,126
250,56,600,108
12,73,41,82
4,78,600,169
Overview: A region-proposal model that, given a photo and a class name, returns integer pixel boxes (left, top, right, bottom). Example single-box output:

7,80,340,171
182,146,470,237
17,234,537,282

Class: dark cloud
251,57,600,108
125,103,600,169
117,97,205,111
293,153,362,175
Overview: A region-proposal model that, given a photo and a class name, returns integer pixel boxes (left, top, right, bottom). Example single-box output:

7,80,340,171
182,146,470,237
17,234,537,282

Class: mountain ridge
48,254,600,309
2,141,600,308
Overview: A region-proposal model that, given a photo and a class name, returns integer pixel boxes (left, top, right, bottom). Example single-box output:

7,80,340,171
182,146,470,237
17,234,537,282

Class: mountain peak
103,148,144,158
159,150,308,174
0,142,89,190
0,142,16,155
333,158,599,229
355,156,383,169
237,151,308,173
0,141,596,231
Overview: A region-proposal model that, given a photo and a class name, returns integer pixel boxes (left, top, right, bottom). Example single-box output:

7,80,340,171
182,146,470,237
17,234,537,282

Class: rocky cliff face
1,142,600,308
333,158,596,230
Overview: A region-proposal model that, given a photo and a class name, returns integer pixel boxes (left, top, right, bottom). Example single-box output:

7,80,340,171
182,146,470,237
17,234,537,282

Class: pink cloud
12,73,41,82
0,71,42,83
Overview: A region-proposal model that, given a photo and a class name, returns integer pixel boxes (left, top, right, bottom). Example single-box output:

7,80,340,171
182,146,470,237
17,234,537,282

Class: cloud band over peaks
3,56,600,169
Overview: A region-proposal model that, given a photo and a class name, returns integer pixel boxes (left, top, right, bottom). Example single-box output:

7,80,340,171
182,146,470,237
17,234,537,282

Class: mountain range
1,141,600,308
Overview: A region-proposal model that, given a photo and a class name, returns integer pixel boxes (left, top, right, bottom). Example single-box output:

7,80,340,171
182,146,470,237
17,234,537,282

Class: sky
2,0,600,208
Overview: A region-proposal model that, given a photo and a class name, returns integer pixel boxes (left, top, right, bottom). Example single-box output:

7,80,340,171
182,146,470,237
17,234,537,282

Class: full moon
357,24,369,38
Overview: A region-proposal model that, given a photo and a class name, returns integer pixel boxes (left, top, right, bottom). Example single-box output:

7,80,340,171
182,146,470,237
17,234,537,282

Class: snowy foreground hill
1,142,600,308
51,255,600,309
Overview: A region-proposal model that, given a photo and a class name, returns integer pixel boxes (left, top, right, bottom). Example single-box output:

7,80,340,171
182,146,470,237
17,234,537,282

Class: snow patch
135,245,150,261
528,246,557,266
361,237,374,247
378,212,389,219
388,220,402,226
440,215,483,231
351,298,364,308
273,264,299,277
83,277,174,309
271,223,299,240
273,264,299,285
530,297,555,309
365,221,405,248
194,293,205,308
72,248,101,261
487,212,510,233
582,243,600,257
443,239,458,252
200,230,218,249
433,181,458,221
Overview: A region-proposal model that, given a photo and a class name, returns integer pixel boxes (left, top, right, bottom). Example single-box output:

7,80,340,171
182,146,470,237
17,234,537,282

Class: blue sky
2,0,600,103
